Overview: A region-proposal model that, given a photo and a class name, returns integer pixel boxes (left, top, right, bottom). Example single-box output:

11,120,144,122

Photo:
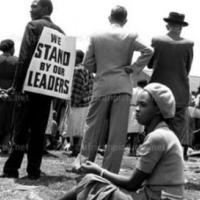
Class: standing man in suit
148,12,194,160
73,5,153,173
1,0,64,179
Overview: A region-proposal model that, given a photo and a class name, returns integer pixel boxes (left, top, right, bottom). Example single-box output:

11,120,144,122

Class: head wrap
144,83,175,119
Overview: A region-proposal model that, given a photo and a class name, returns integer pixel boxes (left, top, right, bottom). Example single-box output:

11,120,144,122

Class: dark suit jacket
148,34,194,107
13,15,64,91
83,25,153,98
0,54,18,89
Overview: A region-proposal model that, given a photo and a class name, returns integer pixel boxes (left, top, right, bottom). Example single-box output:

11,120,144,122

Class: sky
0,0,200,76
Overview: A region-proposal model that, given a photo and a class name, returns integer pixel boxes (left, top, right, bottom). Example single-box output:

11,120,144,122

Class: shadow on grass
0,151,60,159
43,151,60,159
185,182,200,191
15,175,76,186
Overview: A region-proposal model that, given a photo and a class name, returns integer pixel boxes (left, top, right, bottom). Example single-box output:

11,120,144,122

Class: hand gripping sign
23,27,76,100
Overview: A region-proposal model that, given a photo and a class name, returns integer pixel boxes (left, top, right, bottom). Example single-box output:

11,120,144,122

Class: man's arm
12,22,37,92
81,161,149,191
130,37,154,74
186,43,194,74
82,37,97,73
147,38,156,69
100,167,148,191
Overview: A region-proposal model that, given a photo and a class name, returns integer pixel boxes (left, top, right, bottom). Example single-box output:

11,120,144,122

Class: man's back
92,29,137,72
83,25,151,98
15,16,63,91
149,35,194,107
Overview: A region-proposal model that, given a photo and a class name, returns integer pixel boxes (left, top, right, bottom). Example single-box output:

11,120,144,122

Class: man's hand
124,66,133,74
80,161,102,175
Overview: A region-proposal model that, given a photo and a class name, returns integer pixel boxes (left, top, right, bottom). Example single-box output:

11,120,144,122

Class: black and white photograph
0,0,200,199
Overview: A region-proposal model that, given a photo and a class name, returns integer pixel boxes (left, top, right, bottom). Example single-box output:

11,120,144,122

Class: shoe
0,172,19,178
97,148,105,156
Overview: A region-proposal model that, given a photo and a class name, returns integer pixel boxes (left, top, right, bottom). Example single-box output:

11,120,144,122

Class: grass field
0,150,200,200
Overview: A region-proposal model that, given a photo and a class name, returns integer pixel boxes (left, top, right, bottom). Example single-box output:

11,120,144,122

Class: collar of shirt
40,15,52,22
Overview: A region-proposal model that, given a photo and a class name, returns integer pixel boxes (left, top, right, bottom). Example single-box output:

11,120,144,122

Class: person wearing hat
148,11,194,160
58,83,185,200
0,39,18,153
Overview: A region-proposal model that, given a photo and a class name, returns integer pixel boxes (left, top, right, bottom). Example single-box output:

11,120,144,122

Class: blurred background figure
62,50,94,157
44,101,58,154
190,87,200,150
126,79,147,156
148,12,194,160
0,39,18,154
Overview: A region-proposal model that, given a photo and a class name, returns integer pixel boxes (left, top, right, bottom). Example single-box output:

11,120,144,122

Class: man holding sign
2,0,65,180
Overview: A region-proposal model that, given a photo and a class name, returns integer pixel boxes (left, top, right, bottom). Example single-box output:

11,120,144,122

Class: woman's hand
80,161,102,175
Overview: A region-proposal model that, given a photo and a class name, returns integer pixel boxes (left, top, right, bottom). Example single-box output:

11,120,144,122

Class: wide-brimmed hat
144,83,176,119
163,12,188,26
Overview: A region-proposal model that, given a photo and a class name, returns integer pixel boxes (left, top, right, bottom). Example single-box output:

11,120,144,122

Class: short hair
0,39,14,52
39,0,53,15
110,5,127,23
76,50,84,62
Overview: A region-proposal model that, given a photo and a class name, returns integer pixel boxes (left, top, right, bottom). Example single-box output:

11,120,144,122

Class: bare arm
101,167,148,191
81,161,149,191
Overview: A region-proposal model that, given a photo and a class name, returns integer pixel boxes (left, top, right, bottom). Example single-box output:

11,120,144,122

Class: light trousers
81,93,131,173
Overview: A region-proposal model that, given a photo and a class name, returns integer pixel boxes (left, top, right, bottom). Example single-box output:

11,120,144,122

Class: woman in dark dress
0,39,18,153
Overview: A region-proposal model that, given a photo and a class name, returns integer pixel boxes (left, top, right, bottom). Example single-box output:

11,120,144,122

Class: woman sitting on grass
58,83,185,200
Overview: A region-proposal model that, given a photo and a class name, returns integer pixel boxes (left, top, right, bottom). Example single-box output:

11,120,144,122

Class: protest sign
23,27,76,100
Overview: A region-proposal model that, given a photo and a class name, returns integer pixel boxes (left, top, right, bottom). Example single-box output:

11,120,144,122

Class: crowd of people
0,0,198,199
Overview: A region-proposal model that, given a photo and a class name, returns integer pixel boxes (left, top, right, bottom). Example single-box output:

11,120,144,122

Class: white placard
23,27,76,100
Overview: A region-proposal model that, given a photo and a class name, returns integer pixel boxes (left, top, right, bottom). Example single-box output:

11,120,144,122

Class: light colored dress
45,101,54,135
61,65,93,147
75,122,185,200
64,107,89,140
